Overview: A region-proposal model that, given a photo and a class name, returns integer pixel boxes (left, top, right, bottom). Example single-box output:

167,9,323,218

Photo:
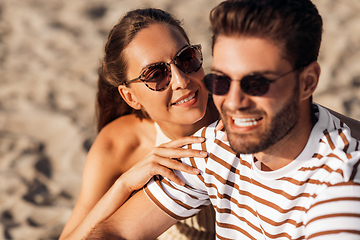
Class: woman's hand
60,136,208,240
119,136,208,193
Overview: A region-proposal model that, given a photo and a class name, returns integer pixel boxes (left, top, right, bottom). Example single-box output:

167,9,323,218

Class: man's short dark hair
210,0,323,68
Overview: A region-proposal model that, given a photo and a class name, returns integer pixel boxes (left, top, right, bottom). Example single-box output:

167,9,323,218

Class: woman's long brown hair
96,8,190,132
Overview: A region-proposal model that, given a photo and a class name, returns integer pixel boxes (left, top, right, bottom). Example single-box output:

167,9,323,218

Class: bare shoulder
89,115,156,173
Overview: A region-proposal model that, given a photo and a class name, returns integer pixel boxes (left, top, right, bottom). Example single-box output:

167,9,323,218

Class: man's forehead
211,35,290,75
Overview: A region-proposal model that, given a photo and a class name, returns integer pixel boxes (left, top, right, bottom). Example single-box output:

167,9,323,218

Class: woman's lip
172,91,197,105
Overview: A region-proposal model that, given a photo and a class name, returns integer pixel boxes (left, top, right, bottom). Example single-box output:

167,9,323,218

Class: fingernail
193,168,200,174
200,151,208,156
198,137,206,141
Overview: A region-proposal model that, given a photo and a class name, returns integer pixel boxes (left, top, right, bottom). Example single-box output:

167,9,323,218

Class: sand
0,0,359,239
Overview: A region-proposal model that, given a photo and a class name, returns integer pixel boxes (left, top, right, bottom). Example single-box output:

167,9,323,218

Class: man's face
212,36,300,154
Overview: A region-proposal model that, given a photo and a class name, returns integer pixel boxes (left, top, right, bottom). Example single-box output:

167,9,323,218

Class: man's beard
223,86,300,155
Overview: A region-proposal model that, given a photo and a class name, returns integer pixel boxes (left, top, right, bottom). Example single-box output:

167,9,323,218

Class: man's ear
299,61,320,101
118,85,142,110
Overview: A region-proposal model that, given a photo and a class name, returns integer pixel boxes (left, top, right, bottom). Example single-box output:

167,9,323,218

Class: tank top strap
154,122,172,146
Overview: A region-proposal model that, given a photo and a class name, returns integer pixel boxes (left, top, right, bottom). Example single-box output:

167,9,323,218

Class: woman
59,8,218,240
59,7,360,240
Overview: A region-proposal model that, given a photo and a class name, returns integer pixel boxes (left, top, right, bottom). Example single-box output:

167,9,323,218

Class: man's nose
223,80,252,111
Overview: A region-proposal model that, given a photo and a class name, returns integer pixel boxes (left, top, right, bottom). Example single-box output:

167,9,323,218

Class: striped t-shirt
144,104,360,239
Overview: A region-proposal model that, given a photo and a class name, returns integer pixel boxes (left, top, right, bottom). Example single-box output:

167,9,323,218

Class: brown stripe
258,213,304,228
215,219,260,240
209,181,309,230
161,178,199,200
339,120,345,128
240,156,252,169
338,129,350,154
350,158,360,180
308,229,360,239
279,176,325,187
326,153,344,162
188,152,206,184
187,137,207,184
298,163,344,180
215,233,233,240
324,129,335,150
331,181,360,187
306,213,360,226
263,229,304,240
239,173,314,202
298,163,332,173
216,213,306,240
143,187,188,220
209,152,239,174
205,168,236,188
206,167,309,215
214,199,256,217
155,179,197,210
307,195,360,212
312,153,323,160
214,138,236,154
200,126,208,158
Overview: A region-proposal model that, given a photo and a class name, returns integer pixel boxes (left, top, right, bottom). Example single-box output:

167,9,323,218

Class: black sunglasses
125,44,203,91
203,68,299,96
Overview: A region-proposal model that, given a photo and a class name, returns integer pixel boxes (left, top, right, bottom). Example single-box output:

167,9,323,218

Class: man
87,0,360,239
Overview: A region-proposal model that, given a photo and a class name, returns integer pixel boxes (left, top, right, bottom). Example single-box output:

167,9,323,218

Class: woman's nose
170,64,190,90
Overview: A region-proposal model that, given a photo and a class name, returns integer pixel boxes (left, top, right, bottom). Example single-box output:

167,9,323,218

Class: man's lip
171,91,197,105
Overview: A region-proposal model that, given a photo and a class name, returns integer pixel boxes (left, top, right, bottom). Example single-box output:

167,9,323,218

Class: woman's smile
172,91,197,106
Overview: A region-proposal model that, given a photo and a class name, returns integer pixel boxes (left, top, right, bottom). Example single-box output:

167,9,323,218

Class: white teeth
174,93,195,105
233,118,259,127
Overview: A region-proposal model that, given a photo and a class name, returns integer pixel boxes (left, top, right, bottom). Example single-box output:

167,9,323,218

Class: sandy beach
0,0,359,239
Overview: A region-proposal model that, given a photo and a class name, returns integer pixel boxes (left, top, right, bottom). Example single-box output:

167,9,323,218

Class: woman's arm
59,132,207,240
85,189,178,240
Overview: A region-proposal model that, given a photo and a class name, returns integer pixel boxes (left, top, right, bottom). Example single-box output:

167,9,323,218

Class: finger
222,132,228,141
215,119,225,131
153,167,187,186
157,157,200,175
152,147,208,159
159,136,205,148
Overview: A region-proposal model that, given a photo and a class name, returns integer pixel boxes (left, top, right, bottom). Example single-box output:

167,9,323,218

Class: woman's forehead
124,23,188,72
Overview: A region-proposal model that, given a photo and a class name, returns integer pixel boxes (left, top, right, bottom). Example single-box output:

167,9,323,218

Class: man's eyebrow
210,68,225,74
210,68,279,76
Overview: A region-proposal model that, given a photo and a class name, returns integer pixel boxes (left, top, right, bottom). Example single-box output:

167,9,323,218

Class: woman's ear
299,61,321,101
118,85,142,110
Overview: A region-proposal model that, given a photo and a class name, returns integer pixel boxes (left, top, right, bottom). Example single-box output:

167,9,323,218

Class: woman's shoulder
88,115,156,171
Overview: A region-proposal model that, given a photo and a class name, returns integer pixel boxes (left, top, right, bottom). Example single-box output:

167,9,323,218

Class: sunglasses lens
203,74,231,95
204,74,271,96
175,46,202,73
143,64,170,91
241,75,269,96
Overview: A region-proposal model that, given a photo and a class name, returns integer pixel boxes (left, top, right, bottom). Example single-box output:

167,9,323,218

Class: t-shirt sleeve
143,122,220,220
305,152,360,239
144,176,210,220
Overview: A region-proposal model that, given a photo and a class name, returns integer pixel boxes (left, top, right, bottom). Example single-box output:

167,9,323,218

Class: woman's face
123,23,208,126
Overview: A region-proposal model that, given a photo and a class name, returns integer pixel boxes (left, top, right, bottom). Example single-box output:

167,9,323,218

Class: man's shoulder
314,104,358,151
